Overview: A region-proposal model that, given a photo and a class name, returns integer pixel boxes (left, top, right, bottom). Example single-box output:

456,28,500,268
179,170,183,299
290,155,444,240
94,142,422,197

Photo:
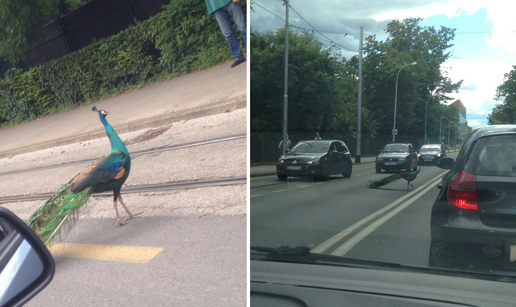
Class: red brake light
448,170,478,211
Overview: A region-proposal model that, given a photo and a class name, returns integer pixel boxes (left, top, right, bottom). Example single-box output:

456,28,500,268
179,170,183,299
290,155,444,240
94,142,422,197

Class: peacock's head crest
92,106,108,118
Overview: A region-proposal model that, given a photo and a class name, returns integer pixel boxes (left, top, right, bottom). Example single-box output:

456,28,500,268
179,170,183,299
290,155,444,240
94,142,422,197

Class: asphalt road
250,152,458,268
2,109,246,306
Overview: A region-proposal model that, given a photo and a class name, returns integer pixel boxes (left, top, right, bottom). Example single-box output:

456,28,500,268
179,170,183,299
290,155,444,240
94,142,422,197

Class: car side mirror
378,149,382,153
410,150,416,154
0,207,55,307
436,157,454,169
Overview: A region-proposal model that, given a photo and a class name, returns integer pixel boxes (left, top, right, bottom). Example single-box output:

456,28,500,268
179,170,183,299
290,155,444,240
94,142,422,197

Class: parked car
276,140,352,181
375,143,418,173
418,144,446,165
430,125,516,271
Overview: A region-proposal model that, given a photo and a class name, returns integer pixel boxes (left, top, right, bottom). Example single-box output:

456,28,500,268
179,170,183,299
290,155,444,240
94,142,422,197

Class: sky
250,0,516,128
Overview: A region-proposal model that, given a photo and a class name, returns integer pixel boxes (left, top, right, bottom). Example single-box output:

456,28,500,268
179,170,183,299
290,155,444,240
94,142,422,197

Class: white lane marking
331,175,443,256
311,172,446,254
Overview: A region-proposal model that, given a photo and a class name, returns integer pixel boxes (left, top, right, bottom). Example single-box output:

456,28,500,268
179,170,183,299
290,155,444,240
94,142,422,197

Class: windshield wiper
251,245,310,256
251,246,516,283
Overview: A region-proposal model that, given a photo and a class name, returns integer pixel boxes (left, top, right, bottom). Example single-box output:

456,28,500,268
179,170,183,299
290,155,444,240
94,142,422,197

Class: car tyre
342,161,352,178
375,166,381,173
277,174,287,181
321,164,331,181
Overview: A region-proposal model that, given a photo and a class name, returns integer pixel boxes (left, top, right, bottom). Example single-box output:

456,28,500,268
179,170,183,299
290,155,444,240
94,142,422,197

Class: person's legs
227,2,246,49
214,6,245,61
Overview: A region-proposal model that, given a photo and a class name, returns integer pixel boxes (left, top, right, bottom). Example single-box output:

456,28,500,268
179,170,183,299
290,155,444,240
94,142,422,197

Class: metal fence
0,0,170,76
250,132,427,163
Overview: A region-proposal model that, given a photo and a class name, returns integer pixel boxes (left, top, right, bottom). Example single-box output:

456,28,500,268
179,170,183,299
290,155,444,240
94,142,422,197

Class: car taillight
448,170,478,211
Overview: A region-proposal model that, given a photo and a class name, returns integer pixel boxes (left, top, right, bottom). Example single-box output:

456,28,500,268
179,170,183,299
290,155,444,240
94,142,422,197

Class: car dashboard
251,260,516,307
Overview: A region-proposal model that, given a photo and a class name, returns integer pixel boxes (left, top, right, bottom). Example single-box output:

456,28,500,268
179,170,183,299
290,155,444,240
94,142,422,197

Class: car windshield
290,141,329,154
420,145,441,152
381,144,408,153
250,0,516,292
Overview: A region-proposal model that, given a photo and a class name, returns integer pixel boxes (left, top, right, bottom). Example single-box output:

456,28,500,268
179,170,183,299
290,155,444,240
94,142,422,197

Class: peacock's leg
118,195,143,223
113,200,128,226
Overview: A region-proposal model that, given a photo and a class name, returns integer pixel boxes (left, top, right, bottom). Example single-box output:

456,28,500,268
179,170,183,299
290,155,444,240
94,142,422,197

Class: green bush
0,0,246,127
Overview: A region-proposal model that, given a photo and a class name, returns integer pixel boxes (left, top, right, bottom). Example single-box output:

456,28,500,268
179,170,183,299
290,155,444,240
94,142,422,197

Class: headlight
308,159,320,165
436,153,441,158
417,154,421,158
377,158,383,162
278,159,284,164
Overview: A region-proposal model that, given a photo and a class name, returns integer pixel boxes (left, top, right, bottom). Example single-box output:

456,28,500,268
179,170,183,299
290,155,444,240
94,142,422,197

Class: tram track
0,177,246,203
0,134,246,177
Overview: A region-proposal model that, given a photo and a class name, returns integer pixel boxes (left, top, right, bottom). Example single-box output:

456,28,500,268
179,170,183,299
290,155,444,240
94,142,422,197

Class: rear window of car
465,135,516,176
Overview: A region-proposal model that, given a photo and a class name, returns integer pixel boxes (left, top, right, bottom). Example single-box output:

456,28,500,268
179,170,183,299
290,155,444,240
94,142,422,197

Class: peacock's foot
123,211,143,223
115,218,129,226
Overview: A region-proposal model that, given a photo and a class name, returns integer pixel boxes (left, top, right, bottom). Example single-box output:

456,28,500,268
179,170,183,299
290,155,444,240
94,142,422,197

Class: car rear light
448,170,478,211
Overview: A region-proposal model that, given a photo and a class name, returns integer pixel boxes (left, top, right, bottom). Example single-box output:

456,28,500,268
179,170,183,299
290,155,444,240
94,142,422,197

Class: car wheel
277,174,287,181
342,161,352,178
375,166,381,173
321,164,331,181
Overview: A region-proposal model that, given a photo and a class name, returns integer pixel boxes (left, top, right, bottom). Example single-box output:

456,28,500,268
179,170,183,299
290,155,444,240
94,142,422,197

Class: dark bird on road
368,167,421,190
26,106,142,245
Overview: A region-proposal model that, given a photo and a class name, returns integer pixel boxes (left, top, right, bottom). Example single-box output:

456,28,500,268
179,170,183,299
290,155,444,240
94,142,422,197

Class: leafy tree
251,29,377,139
362,18,462,140
492,65,516,124
0,0,56,63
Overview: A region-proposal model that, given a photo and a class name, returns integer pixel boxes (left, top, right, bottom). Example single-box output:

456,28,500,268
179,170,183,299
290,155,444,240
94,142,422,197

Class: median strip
49,243,164,263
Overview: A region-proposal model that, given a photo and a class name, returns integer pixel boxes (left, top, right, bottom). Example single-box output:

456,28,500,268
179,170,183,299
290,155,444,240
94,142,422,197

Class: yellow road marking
273,189,289,192
49,243,164,264
316,182,325,185
251,194,263,198
297,185,309,188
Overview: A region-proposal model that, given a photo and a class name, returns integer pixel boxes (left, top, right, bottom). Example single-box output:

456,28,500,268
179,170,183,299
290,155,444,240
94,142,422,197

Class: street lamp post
442,116,450,147
392,62,417,143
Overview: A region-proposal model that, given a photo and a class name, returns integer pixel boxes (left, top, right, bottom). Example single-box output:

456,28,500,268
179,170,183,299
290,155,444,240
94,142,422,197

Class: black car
375,143,418,173
418,144,446,165
430,125,516,272
276,140,352,181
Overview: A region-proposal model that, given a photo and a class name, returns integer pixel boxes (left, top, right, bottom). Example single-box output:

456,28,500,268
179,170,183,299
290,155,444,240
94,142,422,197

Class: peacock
26,106,142,245
368,167,421,190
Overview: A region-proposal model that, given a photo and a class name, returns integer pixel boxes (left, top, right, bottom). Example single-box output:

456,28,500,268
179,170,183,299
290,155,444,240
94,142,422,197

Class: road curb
0,96,246,159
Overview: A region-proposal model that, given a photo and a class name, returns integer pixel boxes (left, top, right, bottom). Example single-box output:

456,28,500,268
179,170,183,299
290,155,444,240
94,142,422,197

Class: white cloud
371,0,516,54
444,58,513,115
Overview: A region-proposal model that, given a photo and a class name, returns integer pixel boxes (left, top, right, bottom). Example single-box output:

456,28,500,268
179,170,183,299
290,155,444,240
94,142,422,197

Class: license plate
424,159,433,161
510,245,516,262
385,162,396,165
286,166,301,170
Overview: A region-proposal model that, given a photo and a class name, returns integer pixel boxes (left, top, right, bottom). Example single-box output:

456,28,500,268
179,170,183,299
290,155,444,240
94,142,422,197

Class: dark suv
430,125,516,272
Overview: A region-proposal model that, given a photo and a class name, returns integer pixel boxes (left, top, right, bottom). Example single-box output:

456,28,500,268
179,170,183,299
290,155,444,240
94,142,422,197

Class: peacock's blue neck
100,115,128,153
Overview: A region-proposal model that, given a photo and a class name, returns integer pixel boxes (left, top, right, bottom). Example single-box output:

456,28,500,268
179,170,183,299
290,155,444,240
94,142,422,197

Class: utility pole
282,0,289,155
356,27,363,163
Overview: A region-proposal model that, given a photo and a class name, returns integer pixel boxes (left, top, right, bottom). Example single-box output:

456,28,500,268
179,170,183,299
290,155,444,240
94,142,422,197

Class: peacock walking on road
26,106,142,245
368,167,421,190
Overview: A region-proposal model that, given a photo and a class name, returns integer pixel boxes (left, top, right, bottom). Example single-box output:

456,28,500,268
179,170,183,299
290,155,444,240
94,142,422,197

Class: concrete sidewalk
251,156,377,177
0,62,246,159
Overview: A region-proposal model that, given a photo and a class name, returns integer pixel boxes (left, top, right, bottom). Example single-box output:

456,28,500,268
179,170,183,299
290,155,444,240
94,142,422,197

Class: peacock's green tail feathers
368,173,403,188
26,182,93,245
